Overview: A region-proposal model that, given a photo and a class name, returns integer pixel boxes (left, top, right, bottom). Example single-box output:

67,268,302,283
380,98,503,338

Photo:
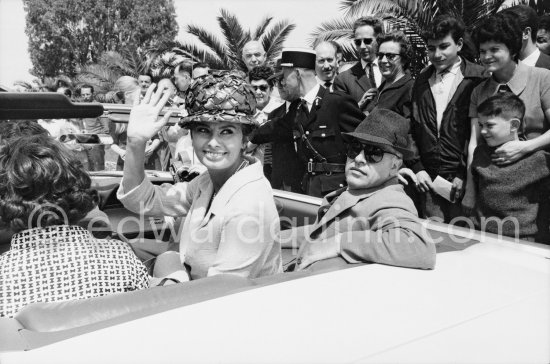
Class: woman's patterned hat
180,70,258,127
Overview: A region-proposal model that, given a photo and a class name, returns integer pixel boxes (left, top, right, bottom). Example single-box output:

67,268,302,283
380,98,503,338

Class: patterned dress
0,225,149,317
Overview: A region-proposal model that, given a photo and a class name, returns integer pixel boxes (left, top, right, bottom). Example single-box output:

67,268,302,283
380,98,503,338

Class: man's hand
415,170,433,193
126,84,174,144
450,177,464,202
398,168,417,186
492,140,530,165
296,239,340,271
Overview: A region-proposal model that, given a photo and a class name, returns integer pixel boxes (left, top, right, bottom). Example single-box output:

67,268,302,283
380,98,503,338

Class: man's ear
456,38,464,52
523,27,531,41
391,156,403,172
510,118,521,131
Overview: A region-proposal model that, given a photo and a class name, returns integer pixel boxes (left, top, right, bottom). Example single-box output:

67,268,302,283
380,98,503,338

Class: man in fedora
254,47,364,197
280,108,436,270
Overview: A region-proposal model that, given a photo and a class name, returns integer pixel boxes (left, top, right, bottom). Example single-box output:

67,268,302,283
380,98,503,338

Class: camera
170,159,199,183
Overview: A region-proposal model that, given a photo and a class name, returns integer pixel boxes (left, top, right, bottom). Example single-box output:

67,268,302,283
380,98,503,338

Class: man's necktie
365,62,376,87
324,81,332,89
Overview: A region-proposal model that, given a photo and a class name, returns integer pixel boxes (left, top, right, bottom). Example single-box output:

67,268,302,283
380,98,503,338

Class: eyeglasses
353,38,375,47
376,52,401,62
251,84,269,92
346,142,389,163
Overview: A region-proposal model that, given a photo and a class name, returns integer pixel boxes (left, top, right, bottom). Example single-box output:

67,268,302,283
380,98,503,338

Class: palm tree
74,47,149,94
171,9,296,72
310,0,509,75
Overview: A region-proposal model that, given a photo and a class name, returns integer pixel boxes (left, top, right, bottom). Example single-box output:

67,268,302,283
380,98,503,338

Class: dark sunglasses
376,52,401,61
346,142,389,163
353,38,375,47
251,84,269,92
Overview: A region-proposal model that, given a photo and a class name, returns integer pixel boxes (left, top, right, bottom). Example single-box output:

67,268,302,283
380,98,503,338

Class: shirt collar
487,62,528,95
435,57,462,76
302,83,321,107
521,48,540,67
202,157,265,215
360,58,379,69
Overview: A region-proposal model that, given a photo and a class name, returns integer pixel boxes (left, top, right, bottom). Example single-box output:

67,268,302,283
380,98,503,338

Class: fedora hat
342,108,414,159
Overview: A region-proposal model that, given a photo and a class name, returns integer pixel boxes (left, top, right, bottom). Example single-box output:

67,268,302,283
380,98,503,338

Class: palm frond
341,0,407,18
186,24,230,65
309,18,356,44
75,64,121,93
217,9,250,69
13,80,36,92
261,20,296,62
175,43,226,69
252,16,273,39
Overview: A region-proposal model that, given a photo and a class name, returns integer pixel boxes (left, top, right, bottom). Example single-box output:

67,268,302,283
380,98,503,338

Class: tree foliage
173,9,296,72
23,0,178,78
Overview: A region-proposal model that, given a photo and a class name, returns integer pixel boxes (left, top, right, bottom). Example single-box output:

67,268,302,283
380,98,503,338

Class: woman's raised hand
127,84,175,143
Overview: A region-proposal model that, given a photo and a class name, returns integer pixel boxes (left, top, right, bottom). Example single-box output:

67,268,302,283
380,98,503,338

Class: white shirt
360,59,382,88
521,48,540,67
429,59,463,131
302,83,321,112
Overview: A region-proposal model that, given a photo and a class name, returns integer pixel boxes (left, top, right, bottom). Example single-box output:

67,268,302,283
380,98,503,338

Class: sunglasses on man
346,142,395,163
353,38,375,47
251,84,269,92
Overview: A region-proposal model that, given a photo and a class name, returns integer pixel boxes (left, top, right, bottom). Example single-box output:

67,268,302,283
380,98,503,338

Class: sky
0,0,345,87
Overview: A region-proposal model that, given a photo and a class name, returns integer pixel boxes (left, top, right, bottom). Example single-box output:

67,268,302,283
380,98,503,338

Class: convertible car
0,93,549,363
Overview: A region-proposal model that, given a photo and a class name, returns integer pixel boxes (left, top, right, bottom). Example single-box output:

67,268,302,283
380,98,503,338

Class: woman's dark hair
376,31,413,70
0,120,49,145
0,135,99,233
249,66,275,87
473,13,523,61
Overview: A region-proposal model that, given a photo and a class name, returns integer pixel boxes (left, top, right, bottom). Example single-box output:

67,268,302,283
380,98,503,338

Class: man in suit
333,16,384,106
253,48,364,197
314,41,340,90
503,5,550,69
280,109,436,271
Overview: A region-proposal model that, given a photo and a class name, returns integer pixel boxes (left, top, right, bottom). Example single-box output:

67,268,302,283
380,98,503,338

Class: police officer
279,48,364,197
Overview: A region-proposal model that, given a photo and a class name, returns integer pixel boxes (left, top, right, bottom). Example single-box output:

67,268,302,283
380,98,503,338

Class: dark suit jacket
535,52,550,70
252,102,305,193
333,62,375,103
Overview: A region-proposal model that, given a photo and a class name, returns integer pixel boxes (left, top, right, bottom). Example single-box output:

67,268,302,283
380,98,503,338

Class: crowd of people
0,5,549,317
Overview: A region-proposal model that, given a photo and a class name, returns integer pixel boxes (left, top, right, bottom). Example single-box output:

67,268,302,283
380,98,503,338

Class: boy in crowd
471,93,550,243
280,109,436,271
410,15,486,222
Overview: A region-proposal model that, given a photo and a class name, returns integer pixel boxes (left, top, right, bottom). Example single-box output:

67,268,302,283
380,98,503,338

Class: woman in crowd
0,135,148,317
117,71,282,281
365,31,414,118
464,13,550,208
